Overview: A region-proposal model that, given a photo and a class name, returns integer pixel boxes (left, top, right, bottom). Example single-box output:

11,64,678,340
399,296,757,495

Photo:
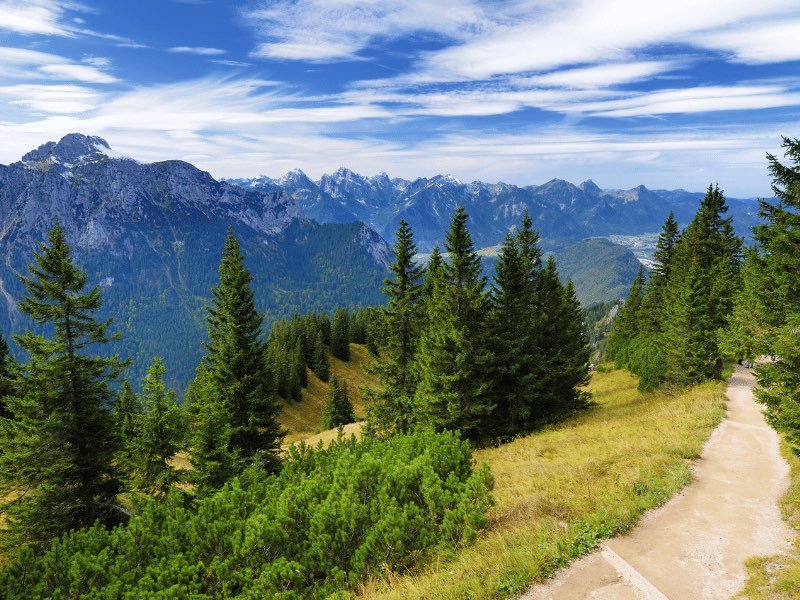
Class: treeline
605,184,743,390
724,137,800,453
366,207,591,442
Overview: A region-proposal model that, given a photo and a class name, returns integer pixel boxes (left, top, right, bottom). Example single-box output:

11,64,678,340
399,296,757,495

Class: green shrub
0,429,493,598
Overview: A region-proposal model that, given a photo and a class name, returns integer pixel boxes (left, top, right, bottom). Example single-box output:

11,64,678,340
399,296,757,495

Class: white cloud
0,83,98,113
0,0,71,35
245,0,487,61
210,59,252,67
523,61,682,89
38,63,118,83
169,46,226,56
700,18,800,64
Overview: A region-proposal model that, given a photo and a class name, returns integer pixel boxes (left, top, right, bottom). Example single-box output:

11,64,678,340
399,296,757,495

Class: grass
280,343,378,445
359,367,727,599
739,439,800,598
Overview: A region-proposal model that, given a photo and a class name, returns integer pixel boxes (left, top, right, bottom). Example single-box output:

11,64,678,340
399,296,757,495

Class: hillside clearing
360,367,727,599
280,343,377,445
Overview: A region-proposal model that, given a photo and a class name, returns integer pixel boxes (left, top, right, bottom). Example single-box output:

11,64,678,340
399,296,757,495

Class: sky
1,1,800,195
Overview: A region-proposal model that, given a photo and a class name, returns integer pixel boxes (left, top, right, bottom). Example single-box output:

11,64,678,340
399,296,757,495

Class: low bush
0,429,493,598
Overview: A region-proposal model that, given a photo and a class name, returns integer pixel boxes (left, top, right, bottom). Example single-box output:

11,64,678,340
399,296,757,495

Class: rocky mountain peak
22,133,111,166
579,179,602,194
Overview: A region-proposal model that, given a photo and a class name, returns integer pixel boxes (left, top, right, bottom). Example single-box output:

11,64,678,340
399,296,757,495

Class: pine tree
0,333,15,418
331,308,350,361
0,224,126,551
639,213,679,336
367,220,424,434
662,185,742,381
126,357,185,497
321,376,355,429
194,229,283,482
311,330,329,382
736,137,800,450
488,233,536,436
113,379,140,469
605,265,645,362
414,207,494,440
422,245,444,304
188,365,236,494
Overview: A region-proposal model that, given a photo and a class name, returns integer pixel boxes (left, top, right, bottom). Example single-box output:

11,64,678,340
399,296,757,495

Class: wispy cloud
0,45,118,83
169,46,226,56
244,0,487,61
0,0,74,35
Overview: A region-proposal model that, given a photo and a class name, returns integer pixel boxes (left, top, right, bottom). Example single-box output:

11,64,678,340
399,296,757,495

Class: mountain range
229,168,762,252
0,134,389,390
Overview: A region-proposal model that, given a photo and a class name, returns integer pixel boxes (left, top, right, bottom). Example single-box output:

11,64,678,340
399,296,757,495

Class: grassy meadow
359,367,727,599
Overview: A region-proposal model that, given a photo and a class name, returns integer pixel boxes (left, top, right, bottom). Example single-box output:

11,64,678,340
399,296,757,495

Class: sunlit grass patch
360,367,727,599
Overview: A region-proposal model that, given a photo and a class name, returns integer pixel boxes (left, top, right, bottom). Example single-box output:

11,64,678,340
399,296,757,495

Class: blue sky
1,1,800,195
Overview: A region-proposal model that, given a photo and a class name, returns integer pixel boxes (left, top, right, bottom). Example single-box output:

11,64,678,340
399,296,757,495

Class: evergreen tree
127,357,185,497
367,220,424,434
311,331,329,382
422,245,444,304
0,333,15,418
331,308,350,361
488,233,536,436
605,265,645,362
639,213,679,335
735,137,800,450
113,379,140,469
0,224,125,551
414,207,494,440
188,365,236,494
321,376,355,429
194,229,283,481
662,184,742,381
294,340,308,389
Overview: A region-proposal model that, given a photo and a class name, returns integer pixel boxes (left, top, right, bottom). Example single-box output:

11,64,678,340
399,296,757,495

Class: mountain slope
0,134,389,390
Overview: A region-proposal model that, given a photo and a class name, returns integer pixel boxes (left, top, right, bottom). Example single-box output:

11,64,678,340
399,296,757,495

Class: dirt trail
523,365,794,600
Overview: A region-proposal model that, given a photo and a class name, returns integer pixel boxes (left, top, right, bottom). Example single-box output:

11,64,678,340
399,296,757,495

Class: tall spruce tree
638,213,679,336
321,375,355,429
488,232,537,436
311,330,329,382
662,185,742,381
194,229,283,480
605,265,645,362
0,224,126,551
414,207,494,440
736,137,800,450
113,379,140,470
331,308,350,361
0,333,15,418
367,220,424,434
126,357,185,497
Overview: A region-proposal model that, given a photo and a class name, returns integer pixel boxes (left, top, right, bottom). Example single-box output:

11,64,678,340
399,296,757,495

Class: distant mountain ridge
229,169,762,251
0,134,390,390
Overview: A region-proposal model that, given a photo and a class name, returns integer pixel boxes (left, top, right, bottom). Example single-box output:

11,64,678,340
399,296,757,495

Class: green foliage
311,330,329,382
331,307,350,361
367,220,424,435
321,375,355,429
414,207,495,440
0,332,14,418
605,266,645,361
0,430,494,598
0,224,126,552
193,229,284,484
730,137,800,452
126,357,186,497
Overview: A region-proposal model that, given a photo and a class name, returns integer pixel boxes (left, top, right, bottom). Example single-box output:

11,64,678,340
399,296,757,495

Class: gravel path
523,365,794,600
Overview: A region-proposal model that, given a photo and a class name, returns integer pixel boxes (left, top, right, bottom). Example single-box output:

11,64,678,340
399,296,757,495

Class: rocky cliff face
0,134,388,390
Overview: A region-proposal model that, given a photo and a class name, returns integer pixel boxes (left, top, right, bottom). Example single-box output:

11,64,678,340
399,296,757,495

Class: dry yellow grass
359,367,727,599
280,343,379,445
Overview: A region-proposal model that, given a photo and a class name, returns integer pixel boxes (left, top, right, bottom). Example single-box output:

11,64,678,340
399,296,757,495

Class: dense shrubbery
0,429,493,598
